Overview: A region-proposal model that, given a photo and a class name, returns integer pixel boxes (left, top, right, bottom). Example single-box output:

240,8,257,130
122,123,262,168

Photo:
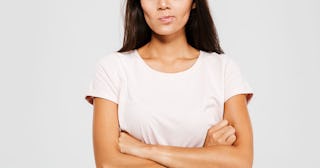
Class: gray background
0,0,319,167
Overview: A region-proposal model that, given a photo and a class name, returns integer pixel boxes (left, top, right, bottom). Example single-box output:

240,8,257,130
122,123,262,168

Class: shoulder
202,50,235,62
98,50,135,65
98,51,120,65
95,50,136,80
97,50,133,67
201,50,234,69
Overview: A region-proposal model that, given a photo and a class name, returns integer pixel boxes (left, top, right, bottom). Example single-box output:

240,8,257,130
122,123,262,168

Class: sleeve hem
224,90,254,104
85,92,118,106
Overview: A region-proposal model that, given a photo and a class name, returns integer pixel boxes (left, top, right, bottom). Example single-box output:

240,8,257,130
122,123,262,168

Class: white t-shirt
84,49,254,147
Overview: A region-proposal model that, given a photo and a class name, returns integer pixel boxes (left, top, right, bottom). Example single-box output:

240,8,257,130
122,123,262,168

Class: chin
152,27,184,37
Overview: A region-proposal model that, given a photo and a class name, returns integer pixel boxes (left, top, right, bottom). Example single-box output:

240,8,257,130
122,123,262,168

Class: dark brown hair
118,0,224,54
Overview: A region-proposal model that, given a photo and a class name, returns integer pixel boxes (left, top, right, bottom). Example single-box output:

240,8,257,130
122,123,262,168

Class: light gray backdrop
0,0,319,167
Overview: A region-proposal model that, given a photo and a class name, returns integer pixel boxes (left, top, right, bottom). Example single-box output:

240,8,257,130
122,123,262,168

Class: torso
112,49,226,147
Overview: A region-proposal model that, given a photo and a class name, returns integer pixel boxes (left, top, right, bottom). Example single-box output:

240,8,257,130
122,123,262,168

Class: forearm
141,145,252,168
106,153,167,168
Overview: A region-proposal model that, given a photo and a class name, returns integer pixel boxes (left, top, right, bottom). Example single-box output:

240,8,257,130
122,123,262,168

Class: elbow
233,145,253,168
96,163,115,168
95,153,122,168
234,154,253,168
237,160,253,168
95,160,117,168
95,163,113,168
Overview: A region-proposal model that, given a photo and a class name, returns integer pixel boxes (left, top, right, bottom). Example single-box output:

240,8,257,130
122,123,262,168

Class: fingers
207,120,237,145
220,125,236,139
220,125,236,143
208,119,229,133
204,119,237,147
225,134,237,145
211,125,234,142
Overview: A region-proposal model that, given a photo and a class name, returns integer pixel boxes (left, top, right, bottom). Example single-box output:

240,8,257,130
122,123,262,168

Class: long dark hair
118,0,224,54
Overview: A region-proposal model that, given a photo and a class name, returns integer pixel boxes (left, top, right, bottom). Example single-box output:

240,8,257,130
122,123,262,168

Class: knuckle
233,135,237,140
217,139,224,144
226,138,232,144
222,120,228,125
209,126,216,131
208,131,214,136
231,128,236,133
230,135,236,142
208,129,214,134
228,126,235,132
212,133,219,139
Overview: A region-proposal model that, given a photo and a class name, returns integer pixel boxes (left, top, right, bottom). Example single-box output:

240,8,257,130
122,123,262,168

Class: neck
142,29,198,60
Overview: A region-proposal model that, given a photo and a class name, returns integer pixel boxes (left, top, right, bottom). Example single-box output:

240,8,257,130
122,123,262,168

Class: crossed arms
92,94,253,168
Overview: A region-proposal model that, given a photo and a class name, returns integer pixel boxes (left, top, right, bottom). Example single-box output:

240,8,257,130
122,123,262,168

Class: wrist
138,144,153,159
147,144,172,166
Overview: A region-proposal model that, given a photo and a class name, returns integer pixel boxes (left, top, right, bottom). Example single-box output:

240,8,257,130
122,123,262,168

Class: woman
85,0,254,167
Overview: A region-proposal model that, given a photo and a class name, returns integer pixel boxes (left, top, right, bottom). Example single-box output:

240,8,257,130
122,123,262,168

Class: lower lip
159,17,175,24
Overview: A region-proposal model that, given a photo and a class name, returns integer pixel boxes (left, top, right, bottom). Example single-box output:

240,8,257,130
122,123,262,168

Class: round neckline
134,49,203,76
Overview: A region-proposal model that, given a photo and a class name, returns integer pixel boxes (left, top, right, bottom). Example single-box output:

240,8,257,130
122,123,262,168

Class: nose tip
158,0,169,10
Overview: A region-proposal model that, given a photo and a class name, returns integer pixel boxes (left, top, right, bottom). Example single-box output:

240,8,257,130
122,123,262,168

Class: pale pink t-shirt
84,49,254,147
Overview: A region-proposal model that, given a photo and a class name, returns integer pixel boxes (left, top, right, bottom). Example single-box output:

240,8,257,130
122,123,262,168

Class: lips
158,16,175,23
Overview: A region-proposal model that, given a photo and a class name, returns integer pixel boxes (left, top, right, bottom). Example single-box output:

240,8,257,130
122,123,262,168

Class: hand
203,119,237,147
118,131,148,157
119,131,168,168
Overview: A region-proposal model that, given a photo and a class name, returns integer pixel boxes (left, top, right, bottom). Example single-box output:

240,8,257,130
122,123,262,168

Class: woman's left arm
119,94,253,168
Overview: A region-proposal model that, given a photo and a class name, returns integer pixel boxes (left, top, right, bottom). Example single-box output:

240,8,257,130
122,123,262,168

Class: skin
93,96,236,168
118,95,253,168
119,0,253,167
137,0,199,72
92,0,252,167
203,119,237,147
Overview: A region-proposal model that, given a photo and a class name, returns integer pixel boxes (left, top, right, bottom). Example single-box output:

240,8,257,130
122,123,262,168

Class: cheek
172,2,192,23
176,8,192,27
140,3,156,25
182,11,191,23
143,13,155,29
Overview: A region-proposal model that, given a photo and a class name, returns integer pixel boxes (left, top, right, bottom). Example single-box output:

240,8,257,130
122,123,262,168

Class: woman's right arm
92,97,166,168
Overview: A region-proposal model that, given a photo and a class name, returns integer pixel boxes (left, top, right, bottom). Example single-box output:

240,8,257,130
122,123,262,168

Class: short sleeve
223,55,254,104
84,53,121,105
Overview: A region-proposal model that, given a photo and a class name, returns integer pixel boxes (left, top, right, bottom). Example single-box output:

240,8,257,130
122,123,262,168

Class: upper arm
92,97,121,166
222,53,254,157
223,94,253,161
